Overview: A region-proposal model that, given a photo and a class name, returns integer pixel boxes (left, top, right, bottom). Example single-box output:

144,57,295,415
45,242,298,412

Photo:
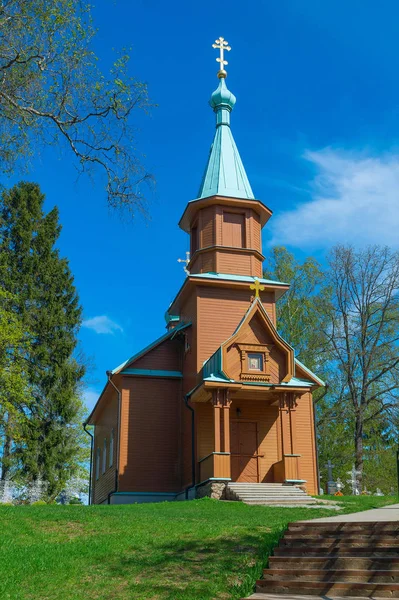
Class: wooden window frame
190,220,199,255
221,209,246,248
237,343,272,382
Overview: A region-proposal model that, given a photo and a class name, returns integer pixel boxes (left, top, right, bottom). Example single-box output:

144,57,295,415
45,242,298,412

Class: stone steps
242,521,399,599
226,483,317,506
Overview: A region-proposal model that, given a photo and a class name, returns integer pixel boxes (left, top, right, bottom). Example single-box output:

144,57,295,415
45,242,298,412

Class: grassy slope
0,496,396,600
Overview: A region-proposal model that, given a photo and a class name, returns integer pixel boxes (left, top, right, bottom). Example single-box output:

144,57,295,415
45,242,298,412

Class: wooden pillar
212,390,222,453
222,390,232,453
279,393,292,455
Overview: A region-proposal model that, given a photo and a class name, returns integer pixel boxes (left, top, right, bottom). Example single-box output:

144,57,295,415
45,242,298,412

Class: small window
191,225,199,254
95,448,100,480
102,439,107,474
248,353,263,371
109,429,114,468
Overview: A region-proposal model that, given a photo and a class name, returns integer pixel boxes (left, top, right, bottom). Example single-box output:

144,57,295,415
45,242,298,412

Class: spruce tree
0,182,87,497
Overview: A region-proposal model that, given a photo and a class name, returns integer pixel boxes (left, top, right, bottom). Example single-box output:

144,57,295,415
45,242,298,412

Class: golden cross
212,36,231,77
250,278,265,299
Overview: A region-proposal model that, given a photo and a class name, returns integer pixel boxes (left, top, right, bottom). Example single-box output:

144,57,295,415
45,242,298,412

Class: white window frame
109,429,114,468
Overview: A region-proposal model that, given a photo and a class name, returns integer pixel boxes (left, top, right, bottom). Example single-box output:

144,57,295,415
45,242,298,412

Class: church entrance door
231,421,259,483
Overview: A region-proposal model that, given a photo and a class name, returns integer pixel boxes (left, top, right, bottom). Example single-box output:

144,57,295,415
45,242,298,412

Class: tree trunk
355,410,364,491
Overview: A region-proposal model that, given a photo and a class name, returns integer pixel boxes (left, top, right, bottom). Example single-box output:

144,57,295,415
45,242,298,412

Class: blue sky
5,1,399,411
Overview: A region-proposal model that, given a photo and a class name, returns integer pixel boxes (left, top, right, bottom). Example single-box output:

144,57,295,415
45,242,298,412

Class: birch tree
0,0,152,215
325,245,399,488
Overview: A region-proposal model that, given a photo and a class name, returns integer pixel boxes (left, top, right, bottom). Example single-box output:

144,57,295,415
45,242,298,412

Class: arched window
109,429,114,468
95,448,100,480
102,438,107,474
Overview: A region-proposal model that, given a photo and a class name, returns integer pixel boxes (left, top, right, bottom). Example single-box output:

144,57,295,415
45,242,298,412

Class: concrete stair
243,521,399,599
226,483,318,506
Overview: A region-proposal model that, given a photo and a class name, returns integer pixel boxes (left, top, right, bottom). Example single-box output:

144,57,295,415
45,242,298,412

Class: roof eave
178,195,272,233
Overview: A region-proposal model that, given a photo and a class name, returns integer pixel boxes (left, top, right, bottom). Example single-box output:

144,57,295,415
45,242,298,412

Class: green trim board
121,369,183,378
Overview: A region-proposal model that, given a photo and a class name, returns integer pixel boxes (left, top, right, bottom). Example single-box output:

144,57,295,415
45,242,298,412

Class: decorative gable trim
236,343,273,382
221,298,295,383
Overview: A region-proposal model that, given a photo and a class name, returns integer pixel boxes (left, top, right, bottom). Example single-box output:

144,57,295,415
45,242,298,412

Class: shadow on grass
95,527,285,600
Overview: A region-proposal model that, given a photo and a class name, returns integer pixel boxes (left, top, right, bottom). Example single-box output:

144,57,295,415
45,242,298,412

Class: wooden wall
119,376,182,493
293,392,318,494
224,312,286,383
197,286,275,367
92,386,118,505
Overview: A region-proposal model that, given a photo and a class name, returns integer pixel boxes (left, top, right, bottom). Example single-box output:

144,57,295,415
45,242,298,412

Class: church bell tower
178,37,272,279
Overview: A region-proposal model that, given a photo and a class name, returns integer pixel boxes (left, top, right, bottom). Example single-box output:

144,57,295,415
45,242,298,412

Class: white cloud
82,388,99,411
269,148,399,249
82,315,123,335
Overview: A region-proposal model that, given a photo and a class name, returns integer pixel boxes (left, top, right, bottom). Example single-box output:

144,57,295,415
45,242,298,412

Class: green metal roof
197,77,254,200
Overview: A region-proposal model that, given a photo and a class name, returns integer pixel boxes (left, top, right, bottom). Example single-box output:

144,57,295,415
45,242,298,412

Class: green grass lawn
0,496,396,600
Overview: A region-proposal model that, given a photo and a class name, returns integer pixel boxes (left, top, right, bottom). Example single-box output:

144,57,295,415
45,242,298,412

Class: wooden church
85,38,323,505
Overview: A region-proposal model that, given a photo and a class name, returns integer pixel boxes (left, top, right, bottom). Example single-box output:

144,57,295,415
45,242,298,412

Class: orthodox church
86,38,323,505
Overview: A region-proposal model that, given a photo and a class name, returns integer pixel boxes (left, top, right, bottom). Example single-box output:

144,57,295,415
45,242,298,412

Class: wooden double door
231,420,260,483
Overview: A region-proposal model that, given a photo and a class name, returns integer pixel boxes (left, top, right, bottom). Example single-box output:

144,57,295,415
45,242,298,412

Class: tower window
222,212,245,247
191,224,199,254
248,353,263,371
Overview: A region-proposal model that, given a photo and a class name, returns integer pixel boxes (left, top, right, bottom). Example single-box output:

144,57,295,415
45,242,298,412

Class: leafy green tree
0,288,31,480
264,246,329,371
0,1,152,214
0,181,88,496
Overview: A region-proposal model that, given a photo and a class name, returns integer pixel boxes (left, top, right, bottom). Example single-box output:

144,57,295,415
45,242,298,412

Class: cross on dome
212,36,231,78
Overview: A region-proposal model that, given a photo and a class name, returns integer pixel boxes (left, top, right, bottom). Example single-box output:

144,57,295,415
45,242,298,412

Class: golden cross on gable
250,278,265,299
212,36,231,77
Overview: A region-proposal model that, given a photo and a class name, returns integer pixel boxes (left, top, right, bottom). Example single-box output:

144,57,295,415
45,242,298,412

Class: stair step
243,595,389,600
269,557,399,570
244,501,317,506
280,539,399,548
232,492,308,496
256,579,399,596
237,496,313,501
273,546,399,556
285,532,399,540
262,569,399,583
289,522,399,532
